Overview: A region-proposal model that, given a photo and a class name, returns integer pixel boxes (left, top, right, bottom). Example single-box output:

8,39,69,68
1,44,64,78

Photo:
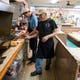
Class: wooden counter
61,26,80,33
0,39,25,80
67,33,80,47
55,34,80,80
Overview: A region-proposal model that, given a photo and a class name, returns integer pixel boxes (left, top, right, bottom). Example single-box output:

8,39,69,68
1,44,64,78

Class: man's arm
25,29,39,39
28,27,37,36
47,28,58,38
42,28,58,42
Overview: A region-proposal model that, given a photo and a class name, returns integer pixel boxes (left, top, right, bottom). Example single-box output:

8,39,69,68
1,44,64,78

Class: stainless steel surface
0,1,14,13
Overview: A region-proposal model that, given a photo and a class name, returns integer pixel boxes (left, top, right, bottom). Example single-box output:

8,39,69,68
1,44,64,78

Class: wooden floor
18,51,56,80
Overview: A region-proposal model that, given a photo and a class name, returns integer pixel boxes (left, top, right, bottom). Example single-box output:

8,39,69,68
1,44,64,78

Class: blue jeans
35,58,51,73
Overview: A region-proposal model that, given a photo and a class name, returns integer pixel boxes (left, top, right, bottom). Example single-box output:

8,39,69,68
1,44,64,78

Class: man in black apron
25,12,58,76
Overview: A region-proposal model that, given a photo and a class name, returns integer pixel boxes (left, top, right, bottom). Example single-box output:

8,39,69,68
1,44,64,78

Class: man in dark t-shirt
25,12,58,76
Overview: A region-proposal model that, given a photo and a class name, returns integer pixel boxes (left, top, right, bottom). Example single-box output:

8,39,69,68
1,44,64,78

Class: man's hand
25,35,31,39
42,36,49,43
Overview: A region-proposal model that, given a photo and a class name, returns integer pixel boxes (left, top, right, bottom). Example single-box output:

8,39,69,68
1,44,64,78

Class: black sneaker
28,57,33,61
27,60,33,65
32,59,36,63
45,65,50,70
31,71,42,76
28,58,36,63
27,60,36,65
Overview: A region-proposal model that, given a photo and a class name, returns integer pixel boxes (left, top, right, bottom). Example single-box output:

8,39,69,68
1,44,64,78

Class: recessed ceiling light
50,0,59,4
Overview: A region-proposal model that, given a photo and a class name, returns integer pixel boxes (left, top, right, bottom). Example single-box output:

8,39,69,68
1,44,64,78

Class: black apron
28,21,37,51
37,38,54,59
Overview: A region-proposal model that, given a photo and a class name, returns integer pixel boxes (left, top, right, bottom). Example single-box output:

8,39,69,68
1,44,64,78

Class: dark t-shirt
37,18,57,40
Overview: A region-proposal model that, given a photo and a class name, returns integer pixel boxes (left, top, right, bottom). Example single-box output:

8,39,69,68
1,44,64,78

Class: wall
10,3,22,19
36,8,80,27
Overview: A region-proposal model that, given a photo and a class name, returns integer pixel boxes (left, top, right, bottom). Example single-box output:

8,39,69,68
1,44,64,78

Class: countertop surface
68,48,80,63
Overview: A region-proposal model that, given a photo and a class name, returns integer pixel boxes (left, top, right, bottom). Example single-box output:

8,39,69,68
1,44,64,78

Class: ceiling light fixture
74,6,80,9
50,0,59,4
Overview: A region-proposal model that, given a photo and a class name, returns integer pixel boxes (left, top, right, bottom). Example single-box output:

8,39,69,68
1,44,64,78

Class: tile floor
18,58,56,80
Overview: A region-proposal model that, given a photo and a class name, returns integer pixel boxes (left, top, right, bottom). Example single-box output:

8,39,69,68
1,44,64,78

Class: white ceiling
27,0,80,8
